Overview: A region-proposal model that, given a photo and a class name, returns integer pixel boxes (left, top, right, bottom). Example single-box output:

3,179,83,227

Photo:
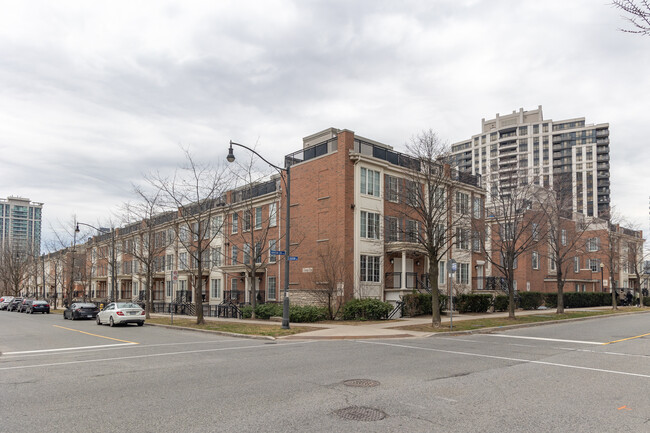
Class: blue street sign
288,256,298,261
270,250,286,255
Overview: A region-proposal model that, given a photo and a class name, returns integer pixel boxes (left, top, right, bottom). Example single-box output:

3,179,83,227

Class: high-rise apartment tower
451,106,610,218
0,196,43,255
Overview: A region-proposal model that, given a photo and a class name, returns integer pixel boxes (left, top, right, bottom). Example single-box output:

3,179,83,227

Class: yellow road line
53,325,139,345
604,332,650,345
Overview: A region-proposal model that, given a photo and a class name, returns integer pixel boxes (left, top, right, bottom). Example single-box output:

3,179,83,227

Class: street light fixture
600,262,605,293
77,222,116,303
227,140,291,329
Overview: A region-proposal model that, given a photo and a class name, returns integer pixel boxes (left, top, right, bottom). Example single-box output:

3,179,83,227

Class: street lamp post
76,222,116,303
227,140,291,329
600,262,605,293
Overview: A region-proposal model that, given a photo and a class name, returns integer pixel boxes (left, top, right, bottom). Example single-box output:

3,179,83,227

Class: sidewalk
149,306,625,340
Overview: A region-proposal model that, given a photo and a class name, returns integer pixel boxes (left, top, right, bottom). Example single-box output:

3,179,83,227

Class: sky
1,0,649,250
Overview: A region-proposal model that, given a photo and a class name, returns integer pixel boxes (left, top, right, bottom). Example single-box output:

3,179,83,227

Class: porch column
401,251,407,290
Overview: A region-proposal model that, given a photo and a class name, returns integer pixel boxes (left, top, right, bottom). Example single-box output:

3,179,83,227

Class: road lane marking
359,341,650,379
604,332,650,345
488,334,604,345
53,325,139,344
0,341,316,371
3,343,137,355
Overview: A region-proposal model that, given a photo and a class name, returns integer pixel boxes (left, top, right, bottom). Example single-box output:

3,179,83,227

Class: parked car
7,297,23,311
96,302,145,327
64,303,99,320
0,296,15,310
29,300,50,314
19,299,34,313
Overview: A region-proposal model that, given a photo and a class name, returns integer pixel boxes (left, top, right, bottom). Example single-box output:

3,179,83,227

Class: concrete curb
424,309,650,338
145,323,276,341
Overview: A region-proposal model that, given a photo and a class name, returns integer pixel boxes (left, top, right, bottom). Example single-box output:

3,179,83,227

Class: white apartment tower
451,106,610,219
0,196,43,255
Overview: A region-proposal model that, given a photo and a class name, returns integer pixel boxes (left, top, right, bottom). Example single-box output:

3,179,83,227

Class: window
255,243,262,264
231,245,238,264
403,180,418,206
243,210,251,231
179,252,188,270
132,281,139,297
438,261,446,285
211,216,223,237
532,223,539,241
459,263,469,284
361,167,380,197
255,207,262,230
385,175,399,202
456,228,469,250
472,197,482,219
360,255,380,282
587,237,599,252
532,251,539,270
267,276,277,300
243,243,251,264
455,192,469,214
269,203,277,227
561,229,567,246
405,219,418,243
232,213,239,234
231,278,238,294
360,211,380,239
385,216,398,242
588,258,600,272
549,253,556,272
269,240,277,263
166,254,174,271
472,231,481,252
212,247,222,267
210,279,221,298
574,256,580,273
166,281,172,297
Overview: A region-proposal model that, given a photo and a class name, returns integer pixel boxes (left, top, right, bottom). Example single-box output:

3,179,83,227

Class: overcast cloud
1,0,648,248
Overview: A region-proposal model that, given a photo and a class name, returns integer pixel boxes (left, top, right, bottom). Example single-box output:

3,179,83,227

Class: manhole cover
334,406,387,422
342,379,380,388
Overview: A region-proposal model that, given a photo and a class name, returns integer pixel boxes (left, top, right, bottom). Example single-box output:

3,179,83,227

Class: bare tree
613,0,650,35
624,224,647,306
476,171,546,319
148,147,231,325
311,243,348,320
397,130,472,327
535,180,592,313
122,185,176,319
603,210,624,309
0,244,32,297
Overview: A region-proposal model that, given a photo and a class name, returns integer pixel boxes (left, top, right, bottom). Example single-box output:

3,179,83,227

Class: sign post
449,259,457,331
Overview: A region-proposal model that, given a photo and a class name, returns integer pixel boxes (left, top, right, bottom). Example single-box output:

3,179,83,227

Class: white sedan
96,302,145,327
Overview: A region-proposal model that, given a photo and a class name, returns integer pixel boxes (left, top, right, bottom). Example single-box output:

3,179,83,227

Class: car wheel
109,317,115,327
96,315,101,325
137,321,144,326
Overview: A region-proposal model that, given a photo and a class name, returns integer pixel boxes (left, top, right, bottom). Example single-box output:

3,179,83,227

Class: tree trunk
145,271,151,319
556,267,564,314
195,260,205,324
429,257,441,327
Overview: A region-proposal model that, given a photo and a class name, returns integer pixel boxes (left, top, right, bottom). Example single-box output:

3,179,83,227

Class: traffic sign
288,256,298,261
270,250,286,256
172,270,178,281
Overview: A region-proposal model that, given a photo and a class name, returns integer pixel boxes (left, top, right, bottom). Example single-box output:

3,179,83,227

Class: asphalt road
1,310,649,432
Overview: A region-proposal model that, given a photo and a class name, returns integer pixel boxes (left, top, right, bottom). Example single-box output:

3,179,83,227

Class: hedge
519,292,545,310
455,294,492,313
544,292,612,308
401,292,448,317
493,295,509,312
241,304,328,322
342,298,394,320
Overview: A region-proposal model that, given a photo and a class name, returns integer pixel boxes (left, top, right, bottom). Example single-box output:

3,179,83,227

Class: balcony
596,129,609,138
597,163,610,170
385,272,418,289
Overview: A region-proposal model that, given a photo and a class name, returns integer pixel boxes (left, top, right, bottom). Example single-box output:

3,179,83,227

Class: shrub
342,298,394,320
255,303,284,319
644,297,650,307
493,295,509,312
518,292,545,310
240,305,253,319
545,292,612,309
455,294,492,313
289,305,328,322
401,292,448,317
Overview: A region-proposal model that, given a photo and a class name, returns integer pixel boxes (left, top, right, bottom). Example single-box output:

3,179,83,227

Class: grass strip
394,308,647,333
146,317,318,337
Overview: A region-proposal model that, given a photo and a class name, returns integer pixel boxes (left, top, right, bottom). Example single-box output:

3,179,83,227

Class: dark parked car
64,303,99,320
8,297,24,312
20,299,34,313
28,300,50,314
